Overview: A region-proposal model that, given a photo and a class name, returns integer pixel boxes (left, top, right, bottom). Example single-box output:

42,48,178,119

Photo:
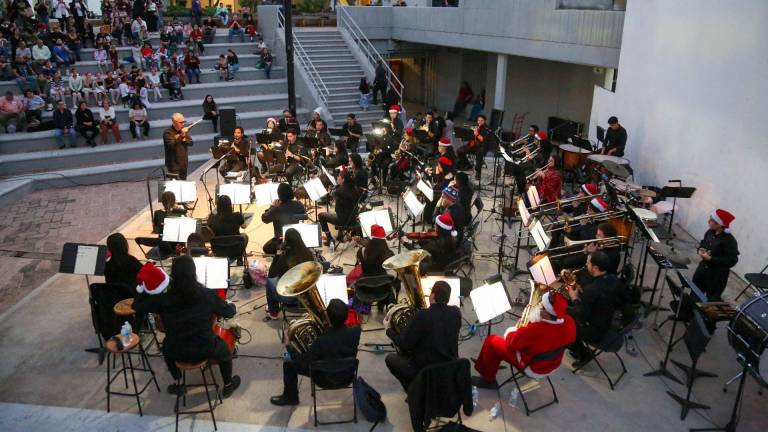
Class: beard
527,303,543,324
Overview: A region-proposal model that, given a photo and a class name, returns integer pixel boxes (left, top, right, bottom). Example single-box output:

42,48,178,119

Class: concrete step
79,42,258,58
0,107,305,156
60,54,258,74
296,40,347,47
304,53,356,60
326,92,360,101
309,58,358,65
327,98,363,107
303,46,353,54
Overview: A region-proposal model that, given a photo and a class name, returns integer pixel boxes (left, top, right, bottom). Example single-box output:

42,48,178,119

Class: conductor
163,113,194,180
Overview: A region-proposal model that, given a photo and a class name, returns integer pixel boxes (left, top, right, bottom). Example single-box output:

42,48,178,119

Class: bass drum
728,293,768,381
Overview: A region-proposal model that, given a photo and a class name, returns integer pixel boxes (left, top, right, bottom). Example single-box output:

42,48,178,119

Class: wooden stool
174,360,221,432
105,332,160,416
114,298,162,356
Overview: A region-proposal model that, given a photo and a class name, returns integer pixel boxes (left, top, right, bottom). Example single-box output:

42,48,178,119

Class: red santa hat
388,105,400,113
541,291,568,319
438,156,453,167
370,224,386,240
581,183,597,195
710,208,735,230
435,212,454,231
405,127,414,135
135,262,170,295
534,131,548,141
590,197,608,213
438,137,452,147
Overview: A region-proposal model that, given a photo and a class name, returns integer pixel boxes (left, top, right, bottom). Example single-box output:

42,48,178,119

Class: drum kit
729,293,768,382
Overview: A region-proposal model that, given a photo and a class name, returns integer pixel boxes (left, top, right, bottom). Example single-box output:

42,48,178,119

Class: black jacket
407,358,473,432
163,126,193,174
293,325,361,367
693,229,739,297
569,273,628,343
104,254,142,288
53,108,73,129
261,200,307,238
604,125,627,157
388,303,461,370
334,182,361,226
133,286,236,361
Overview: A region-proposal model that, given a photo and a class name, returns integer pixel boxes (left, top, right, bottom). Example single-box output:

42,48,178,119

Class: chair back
408,358,473,431
89,283,135,340
210,235,247,260
520,345,568,375
310,357,359,389
354,275,396,304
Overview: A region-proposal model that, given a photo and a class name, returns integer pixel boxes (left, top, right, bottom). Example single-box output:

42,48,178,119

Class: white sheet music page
529,219,551,251
316,274,348,306
304,177,327,202
193,257,229,289
219,183,251,205
518,198,530,227
359,209,393,238
500,146,514,163
162,217,198,243
529,256,557,286
416,180,434,201
164,180,197,203
321,165,337,186
73,245,99,275
470,281,512,323
403,190,425,218
283,223,320,248
527,185,540,209
254,183,280,206
421,276,461,307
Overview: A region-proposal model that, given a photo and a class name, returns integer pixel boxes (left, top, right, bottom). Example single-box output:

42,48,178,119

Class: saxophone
383,250,430,352
276,261,329,354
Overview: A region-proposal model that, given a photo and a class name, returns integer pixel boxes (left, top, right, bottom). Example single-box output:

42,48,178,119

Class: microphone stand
144,166,167,227
201,152,231,214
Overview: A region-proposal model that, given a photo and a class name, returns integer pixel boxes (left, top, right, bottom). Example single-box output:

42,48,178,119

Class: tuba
516,270,575,328
382,250,430,346
276,261,329,354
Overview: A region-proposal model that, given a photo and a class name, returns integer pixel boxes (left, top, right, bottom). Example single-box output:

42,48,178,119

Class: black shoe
167,383,186,396
471,375,498,389
270,394,299,406
58,144,65,149
222,375,241,398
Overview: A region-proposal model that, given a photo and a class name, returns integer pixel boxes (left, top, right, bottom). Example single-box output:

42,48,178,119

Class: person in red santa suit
471,291,576,388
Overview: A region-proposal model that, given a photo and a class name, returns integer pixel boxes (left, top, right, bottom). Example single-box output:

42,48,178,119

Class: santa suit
475,315,577,382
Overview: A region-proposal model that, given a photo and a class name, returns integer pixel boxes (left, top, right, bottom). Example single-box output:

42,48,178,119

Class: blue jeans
228,63,240,77
68,42,82,61
54,128,77,148
265,276,298,314
228,28,244,42
185,67,200,82
16,76,37,92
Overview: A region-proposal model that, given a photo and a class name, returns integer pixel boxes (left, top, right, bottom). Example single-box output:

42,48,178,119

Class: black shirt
604,125,628,157
388,303,461,369
570,273,628,343
293,325,361,369
208,211,245,237
75,108,95,127
261,200,307,238
104,254,142,288
334,182,361,226
693,229,739,298
342,122,363,149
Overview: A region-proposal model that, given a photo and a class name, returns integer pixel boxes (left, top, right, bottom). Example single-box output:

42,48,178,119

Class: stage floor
0,159,764,431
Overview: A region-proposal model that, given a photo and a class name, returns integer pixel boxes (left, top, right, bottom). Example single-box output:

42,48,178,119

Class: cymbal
602,160,630,179
650,243,691,267
637,189,657,198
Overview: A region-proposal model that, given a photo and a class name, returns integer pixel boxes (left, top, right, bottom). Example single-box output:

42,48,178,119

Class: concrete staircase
293,28,382,129
0,30,305,205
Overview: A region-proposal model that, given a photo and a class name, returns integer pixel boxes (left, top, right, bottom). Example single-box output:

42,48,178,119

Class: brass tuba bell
382,250,430,348
276,261,328,354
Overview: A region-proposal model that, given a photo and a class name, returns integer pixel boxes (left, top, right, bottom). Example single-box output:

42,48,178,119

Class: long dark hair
216,195,233,216
349,153,363,170
106,233,129,258
168,255,202,303
363,238,392,265
283,228,314,268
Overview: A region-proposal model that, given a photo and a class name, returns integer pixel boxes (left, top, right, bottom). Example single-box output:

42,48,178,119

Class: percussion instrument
728,293,768,380
405,230,438,240
601,160,631,179
609,178,642,194
587,154,630,166
630,206,658,222
559,144,592,171
636,189,657,198
648,243,691,267
698,302,737,323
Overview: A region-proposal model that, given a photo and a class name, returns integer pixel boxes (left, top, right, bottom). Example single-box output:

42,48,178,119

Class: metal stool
105,332,160,416
174,360,222,432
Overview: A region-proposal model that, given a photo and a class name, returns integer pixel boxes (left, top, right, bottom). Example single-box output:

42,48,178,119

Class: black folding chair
135,237,175,266
572,314,640,390
210,235,248,290
353,274,397,307
497,346,567,416
310,358,359,427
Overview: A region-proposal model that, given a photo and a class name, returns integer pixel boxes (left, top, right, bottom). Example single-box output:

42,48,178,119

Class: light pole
284,0,296,114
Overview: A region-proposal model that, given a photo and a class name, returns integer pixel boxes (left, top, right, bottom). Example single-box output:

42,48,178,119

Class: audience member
98,99,122,144
0,91,26,133
129,101,150,139
53,99,77,148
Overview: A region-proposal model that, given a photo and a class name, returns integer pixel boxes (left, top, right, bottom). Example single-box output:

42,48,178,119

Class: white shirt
118,82,130,97
98,107,116,121
139,87,150,108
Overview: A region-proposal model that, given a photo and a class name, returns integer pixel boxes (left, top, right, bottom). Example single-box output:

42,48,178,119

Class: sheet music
162,217,198,243
193,257,229,289
416,180,434,202
421,276,461,307
500,146,514,163
73,245,99,275
304,177,328,202
403,190,425,218
164,180,197,203
529,256,556,286
518,198,530,227
470,281,512,323
321,165,337,186
527,185,540,209
254,182,281,206
529,219,551,251
283,223,321,248
316,274,348,306
218,183,251,205
359,209,394,238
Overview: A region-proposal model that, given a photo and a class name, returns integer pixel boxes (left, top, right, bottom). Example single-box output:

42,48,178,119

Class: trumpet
545,236,627,259
526,166,547,182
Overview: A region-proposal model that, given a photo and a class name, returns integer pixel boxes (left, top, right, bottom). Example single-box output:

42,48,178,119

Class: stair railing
278,9,330,107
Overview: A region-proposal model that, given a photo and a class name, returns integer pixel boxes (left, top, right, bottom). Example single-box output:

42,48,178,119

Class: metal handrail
277,9,330,106
338,6,404,104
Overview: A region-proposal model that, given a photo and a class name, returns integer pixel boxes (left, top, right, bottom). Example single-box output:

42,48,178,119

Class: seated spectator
0,91,26,133
52,39,72,70
226,49,239,81
0,55,13,81
147,66,163,101
83,22,96,47
82,72,96,105
202,94,218,133
160,65,183,100
245,17,258,42
216,2,229,26
98,99,122,144
104,72,120,105
22,89,45,126
111,21,124,46
128,101,150,139
215,54,229,81
49,70,69,104
108,44,120,70
118,79,131,106
66,28,82,62
202,17,216,44
92,72,107,105
93,44,110,73
15,41,32,64
258,47,273,79
138,82,151,109
68,68,85,106
53,100,77,148
189,24,205,54
184,51,201,84
75,101,99,147
14,58,38,92
32,39,52,66
228,14,244,43
140,42,155,70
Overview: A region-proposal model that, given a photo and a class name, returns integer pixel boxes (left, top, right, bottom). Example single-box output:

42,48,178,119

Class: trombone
545,236,627,259
530,209,627,234
528,193,600,215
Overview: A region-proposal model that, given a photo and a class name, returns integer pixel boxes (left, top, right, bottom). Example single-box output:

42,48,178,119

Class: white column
494,54,507,111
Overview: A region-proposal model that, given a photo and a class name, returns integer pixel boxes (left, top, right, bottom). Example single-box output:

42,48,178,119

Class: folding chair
135,237,175,266
572,314,640,390
735,263,768,301
497,346,566,416
310,358,359,427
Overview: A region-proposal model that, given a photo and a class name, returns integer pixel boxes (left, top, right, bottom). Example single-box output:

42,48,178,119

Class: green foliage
297,0,326,14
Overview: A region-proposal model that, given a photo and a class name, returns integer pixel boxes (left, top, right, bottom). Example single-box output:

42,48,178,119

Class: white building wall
588,0,768,275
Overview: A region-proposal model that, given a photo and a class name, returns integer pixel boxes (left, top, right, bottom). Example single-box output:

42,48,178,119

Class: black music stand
60,243,108,353
661,184,696,235
690,358,750,432
328,127,345,137
666,308,712,420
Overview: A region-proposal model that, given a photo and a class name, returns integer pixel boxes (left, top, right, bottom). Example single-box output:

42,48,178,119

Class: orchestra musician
256,117,282,170
534,155,563,204
430,185,466,240
322,140,348,171
472,291,576,388
453,172,474,225
278,109,300,134
264,228,316,320
311,118,332,149
348,153,369,190
270,298,361,406
416,111,440,152
283,130,307,185
387,127,416,182
261,183,307,255
305,110,327,134
163,112,194,180
693,209,739,301
422,155,455,224
382,105,404,149
554,222,621,284
384,281,461,391
418,212,460,273
152,190,187,255
601,116,627,157
319,170,362,246
207,195,248,261
341,113,363,153
565,197,610,242
508,125,539,200
562,183,598,217
104,232,143,289
352,224,394,279
437,137,456,165
456,114,491,181
218,126,251,177
566,251,630,367
133,257,242,398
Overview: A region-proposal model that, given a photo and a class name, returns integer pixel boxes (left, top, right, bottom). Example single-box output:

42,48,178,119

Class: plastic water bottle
147,313,156,329
489,402,500,421
120,321,132,346
471,385,479,408
508,388,520,408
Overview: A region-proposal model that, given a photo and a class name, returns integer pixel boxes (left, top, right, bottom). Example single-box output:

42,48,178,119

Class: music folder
162,217,199,243
528,255,557,287
421,276,461,307
316,274,348,307
193,257,229,289
217,182,251,205
283,223,321,248
403,190,425,219
453,126,474,141
526,185,541,210
359,208,394,238
254,182,281,206
59,243,107,276
161,180,197,203
304,177,328,202
529,219,551,252
416,179,434,201
517,198,531,227
470,281,512,323
328,128,345,137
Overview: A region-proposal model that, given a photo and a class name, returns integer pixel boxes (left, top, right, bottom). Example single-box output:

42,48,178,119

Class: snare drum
609,178,641,194
559,144,591,171
728,293,768,380
587,154,630,166
630,206,658,222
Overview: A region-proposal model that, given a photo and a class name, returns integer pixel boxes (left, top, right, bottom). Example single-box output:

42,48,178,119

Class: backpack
353,376,386,430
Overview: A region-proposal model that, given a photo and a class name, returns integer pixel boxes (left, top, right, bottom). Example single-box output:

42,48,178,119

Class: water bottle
508,388,520,408
120,321,132,346
489,402,500,421
147,313,156,329
471,385,479,408
329,240,336,252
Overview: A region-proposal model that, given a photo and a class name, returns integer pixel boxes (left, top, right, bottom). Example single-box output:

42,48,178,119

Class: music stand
412,129,429,144
193,257,230,289
689,358,751,432
661,183,696,235
283,222,321,248
421,276,461,307
316,274,348,306
453,126,474,142
596,125,606,144
470,274,513,337
328,128,345,137
60,242,108,353
666,308,713,420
